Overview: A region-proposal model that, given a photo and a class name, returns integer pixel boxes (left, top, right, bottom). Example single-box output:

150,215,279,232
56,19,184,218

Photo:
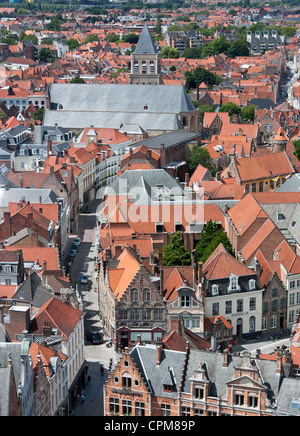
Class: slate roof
134,24,158,55
44,83,196,131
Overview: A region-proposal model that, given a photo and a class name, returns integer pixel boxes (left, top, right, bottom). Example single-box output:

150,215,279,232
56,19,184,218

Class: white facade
205,287,263,338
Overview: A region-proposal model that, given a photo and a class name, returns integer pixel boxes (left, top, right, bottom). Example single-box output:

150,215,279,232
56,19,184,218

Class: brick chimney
7,306,30,338
156,338,163,366
223,348,228,367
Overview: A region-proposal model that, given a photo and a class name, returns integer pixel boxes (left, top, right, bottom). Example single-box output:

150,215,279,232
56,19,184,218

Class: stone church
43,25,199,136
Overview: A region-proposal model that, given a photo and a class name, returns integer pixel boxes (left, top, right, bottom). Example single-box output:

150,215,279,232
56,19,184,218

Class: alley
65,200,118,416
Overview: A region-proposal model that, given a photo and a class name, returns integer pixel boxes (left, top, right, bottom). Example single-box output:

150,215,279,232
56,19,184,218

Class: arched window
143,288,150,301
212,284,219,296
131,288,138,301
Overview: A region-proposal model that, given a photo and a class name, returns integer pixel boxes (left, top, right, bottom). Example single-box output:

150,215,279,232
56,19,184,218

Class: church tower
129,24,163,85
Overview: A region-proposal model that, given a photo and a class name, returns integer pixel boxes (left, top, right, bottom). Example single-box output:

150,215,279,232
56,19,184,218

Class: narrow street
64,199,117,416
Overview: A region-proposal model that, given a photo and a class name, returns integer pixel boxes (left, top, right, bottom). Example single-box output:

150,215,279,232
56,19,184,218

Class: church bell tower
129,24,163,85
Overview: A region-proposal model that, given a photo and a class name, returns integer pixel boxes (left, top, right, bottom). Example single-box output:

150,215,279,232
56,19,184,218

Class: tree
187,145,217,176
219,102,241,117
70,77,85,83
105,32,119,43
33,108,44,122
162,232,191,266
84,34,98,44
241,104,257,122
161,46,180,59
38,48,53,63
293,139,300,161
185,67,222,89
195,220,232,263
124,33,139,44
66,38,80,51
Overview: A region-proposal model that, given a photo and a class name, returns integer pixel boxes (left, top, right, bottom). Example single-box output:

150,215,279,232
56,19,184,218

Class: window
192,316,200,329
154,308,163,320
250,297,256,311
262,317,267,331
235,394,244,406
175,223,183,232
122,375,131,389
249,279,256,290
161,404,171,416
135,402,145,416
109,398,119,415
226,301,232,314
248,396,258,408
249,316,255,332
212,284,219,295
277,212,285,221
163,384,173,393
237,299,243,313
262,302,268,314
181,295,190,307
212,302,219,316
290,281,296,289
5,279,11,285
290,293,295,306
195,387,204,399
122,400,132,416
194,409,204,416
271,314,277,329
272,300,278,311
272,288,278,297
131,309,140,320
182,407,191,416
143,288,150,301
259,181,263,192
131,288,138,301
155,223,164,233
251,183,256,192
4,265,11,273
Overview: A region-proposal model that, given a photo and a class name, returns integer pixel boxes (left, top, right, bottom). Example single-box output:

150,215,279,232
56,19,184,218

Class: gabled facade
104,343,286,416
202,244,263,339
99,247,167,350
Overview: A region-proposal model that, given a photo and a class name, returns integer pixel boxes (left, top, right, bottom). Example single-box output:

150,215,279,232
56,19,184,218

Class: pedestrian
81,394,85,404
100,365,104,376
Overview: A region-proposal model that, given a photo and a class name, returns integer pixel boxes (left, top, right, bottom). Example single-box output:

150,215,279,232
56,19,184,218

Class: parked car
71,243,79,252
74,237,81,246
80,273,89,284
69,249,76,258
82,205,91,213
91,331,103,344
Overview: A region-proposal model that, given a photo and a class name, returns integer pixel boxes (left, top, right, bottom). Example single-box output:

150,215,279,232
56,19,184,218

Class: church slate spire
134,24,158,55
129,24,162,85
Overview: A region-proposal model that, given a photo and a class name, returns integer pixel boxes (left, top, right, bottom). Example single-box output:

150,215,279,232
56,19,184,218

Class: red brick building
104,341,294,416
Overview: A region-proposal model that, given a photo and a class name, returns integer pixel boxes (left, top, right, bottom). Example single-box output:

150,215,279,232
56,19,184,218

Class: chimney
276,351,283,375
198,261,203,286
160,266,164,296
8,306,30,337
192,250,197,288
185,172,189,186
156,338,163,366
223,348,229,367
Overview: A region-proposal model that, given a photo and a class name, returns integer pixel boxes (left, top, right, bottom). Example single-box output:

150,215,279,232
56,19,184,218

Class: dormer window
228,274,240,292
249,279,256,290
163,384,173,393
212,284,219,296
